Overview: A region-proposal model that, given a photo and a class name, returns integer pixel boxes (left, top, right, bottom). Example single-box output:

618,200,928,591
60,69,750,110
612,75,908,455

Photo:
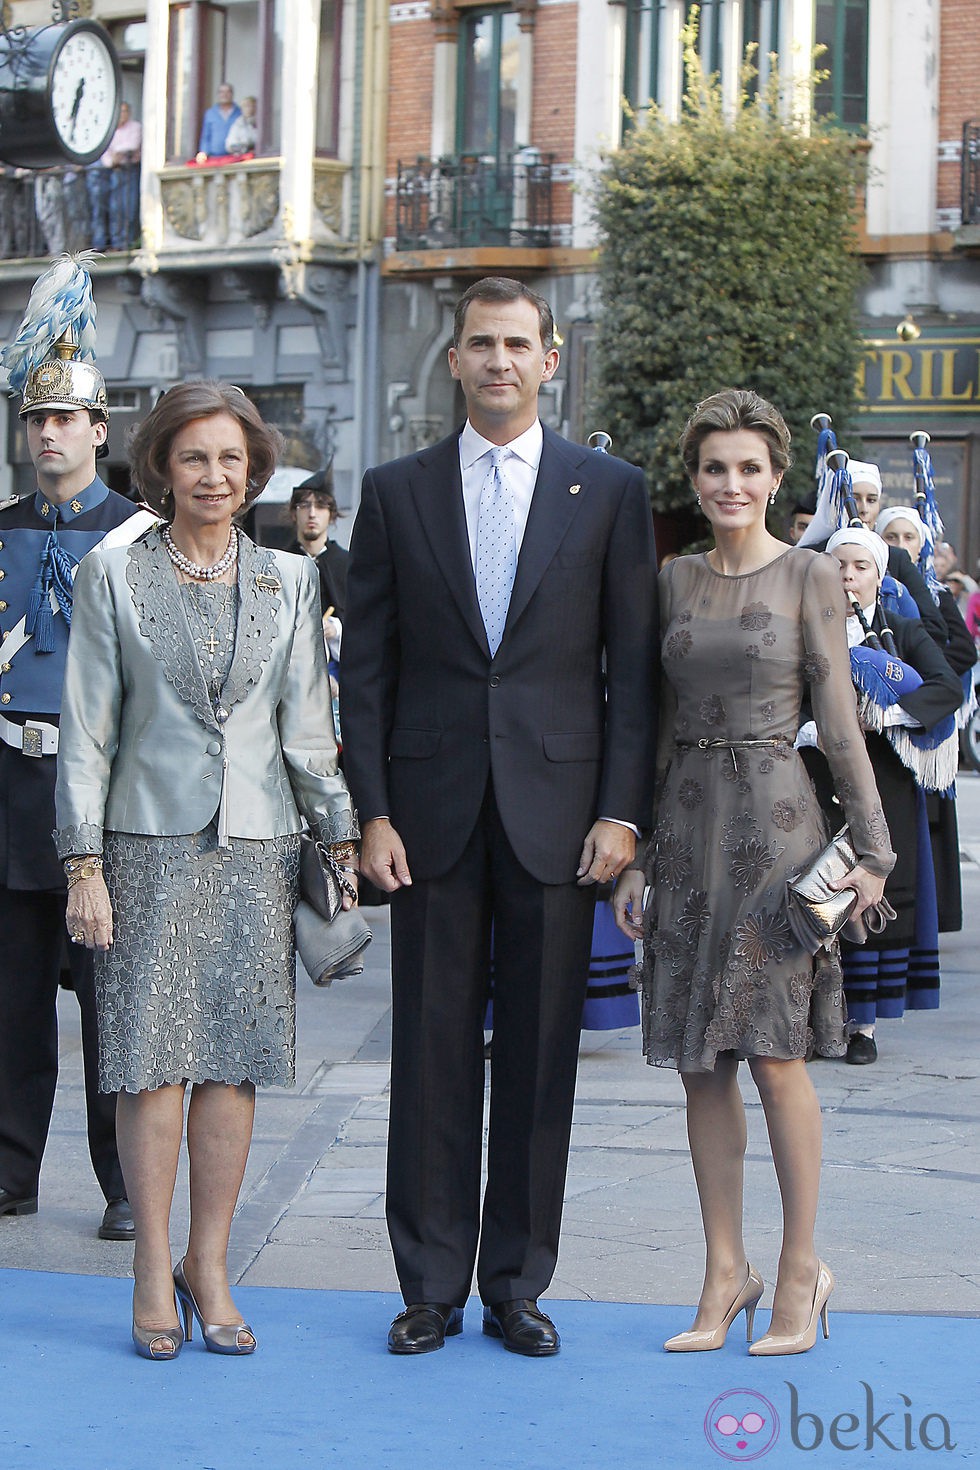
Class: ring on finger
71,931,85,943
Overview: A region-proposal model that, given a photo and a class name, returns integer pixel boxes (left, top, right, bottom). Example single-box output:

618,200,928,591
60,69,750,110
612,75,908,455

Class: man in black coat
343,277,659,1356
288,467,348,625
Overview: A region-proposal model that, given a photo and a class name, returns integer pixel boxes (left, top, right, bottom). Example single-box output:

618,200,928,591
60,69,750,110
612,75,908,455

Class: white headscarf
825,526,888,580
876,505,929,553
847,460,882,492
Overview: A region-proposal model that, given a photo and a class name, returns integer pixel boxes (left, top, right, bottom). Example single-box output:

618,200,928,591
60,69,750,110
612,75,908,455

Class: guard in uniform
0,259,152,1238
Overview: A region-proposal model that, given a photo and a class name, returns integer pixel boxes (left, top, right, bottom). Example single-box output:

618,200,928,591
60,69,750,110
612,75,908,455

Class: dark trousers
0,886,124,1201
386,781,595,1306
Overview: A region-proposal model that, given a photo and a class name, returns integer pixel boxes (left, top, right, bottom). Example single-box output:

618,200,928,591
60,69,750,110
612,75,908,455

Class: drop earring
696,495,702,508
769,491,777,506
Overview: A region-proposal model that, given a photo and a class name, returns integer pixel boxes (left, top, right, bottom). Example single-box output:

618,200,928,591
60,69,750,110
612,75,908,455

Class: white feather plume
0,253,99,393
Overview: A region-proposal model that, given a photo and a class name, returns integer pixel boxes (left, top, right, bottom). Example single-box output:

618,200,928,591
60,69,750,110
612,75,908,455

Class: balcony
388,151,583,276
154,157,351,267
950,120,980,252
0,166,141,265
0,157,352,276
397,151,556,251
963,119,980,223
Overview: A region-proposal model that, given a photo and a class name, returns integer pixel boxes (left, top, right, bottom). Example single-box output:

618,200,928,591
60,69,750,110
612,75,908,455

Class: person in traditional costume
821,527,962,1064
0,255,153,1238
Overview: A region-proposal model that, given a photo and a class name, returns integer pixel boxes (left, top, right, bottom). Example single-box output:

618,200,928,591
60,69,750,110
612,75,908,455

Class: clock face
50,26,119,162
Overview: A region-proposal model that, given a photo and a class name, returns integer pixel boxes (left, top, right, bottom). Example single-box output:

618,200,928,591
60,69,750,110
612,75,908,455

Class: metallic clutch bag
785,828,859,954
297,835,372,985
300,834,357,922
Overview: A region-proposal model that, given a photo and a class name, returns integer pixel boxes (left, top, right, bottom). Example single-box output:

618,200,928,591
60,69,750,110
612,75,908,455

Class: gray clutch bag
786,827,895,953
296,834,372,985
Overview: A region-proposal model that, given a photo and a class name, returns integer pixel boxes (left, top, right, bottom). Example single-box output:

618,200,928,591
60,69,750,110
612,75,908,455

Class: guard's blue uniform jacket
0,476,137,715
0,475,141,890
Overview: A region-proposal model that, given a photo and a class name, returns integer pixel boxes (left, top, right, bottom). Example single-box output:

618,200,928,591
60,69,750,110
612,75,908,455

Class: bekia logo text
789,1382,956,1452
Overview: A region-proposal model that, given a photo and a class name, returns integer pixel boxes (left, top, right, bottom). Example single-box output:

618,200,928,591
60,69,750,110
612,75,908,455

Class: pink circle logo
705,1389,780,1461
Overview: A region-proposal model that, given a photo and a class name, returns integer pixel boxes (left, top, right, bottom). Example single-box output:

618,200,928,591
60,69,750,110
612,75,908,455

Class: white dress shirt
458,419,542,570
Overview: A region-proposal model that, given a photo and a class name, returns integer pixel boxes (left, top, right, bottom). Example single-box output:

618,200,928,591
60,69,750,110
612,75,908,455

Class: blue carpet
0,1270,976,1469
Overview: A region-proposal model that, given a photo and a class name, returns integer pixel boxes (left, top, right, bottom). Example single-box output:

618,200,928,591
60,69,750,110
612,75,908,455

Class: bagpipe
906,428,975,724
909,429,945,597
802,412,899,655
803,414,958,793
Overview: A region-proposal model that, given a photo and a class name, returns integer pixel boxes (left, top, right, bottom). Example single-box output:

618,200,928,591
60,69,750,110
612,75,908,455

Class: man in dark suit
343,277,658,1355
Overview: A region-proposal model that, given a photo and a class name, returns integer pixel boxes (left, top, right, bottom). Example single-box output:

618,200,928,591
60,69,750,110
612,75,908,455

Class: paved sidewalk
3,778,979,1319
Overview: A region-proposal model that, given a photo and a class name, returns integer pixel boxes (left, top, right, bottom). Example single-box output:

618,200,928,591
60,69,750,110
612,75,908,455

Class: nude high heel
173,1258,256,1355
748,1260,834,1356
664,1265,765,1352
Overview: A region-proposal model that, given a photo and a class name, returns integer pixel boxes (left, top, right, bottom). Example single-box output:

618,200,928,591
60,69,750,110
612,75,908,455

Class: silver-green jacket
54,526,356,856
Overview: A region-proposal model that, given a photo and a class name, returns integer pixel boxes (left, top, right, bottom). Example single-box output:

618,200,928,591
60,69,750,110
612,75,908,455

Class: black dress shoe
482,1299,560,1356
846,1032,878,1065
0,1188,38,1217
387,1302,464,1354
98,1198,135,1241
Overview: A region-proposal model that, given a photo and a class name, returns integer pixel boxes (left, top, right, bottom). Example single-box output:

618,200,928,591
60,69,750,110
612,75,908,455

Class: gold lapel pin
255,573,281,593
569,484,581,495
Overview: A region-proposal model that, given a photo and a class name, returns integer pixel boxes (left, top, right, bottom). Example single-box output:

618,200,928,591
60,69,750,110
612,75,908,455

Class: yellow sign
857,336,980,414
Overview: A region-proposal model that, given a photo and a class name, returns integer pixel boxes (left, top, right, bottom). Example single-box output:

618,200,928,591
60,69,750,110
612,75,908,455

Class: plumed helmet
19,324,109,420
0,254,108,421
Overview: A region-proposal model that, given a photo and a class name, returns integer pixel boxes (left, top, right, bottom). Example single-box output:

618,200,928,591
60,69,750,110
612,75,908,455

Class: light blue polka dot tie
476,446,517,656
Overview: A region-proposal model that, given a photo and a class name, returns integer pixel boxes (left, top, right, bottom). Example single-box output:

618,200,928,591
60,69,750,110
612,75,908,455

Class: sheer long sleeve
802,553,896,879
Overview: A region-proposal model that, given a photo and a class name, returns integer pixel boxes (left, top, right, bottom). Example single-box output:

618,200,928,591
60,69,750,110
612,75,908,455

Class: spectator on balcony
106,103,143,250
196,83,242,161
33,169,67,257
87,103,143,252
0,168,33,259
225,97,257,157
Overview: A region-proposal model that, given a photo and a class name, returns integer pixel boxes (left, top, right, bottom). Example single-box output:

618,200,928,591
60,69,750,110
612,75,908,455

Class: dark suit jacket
342,425,659,885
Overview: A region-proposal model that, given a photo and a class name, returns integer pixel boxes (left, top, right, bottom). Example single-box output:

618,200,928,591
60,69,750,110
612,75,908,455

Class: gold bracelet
64,855,103,886
329,842,359,864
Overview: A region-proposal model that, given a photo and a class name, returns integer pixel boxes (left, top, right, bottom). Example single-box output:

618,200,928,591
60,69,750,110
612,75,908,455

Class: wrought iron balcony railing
963,120,980,226
395,151,556,251
0,164,141,261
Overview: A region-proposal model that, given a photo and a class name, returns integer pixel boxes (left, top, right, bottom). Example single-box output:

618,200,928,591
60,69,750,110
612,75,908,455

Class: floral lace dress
639,549,895,1073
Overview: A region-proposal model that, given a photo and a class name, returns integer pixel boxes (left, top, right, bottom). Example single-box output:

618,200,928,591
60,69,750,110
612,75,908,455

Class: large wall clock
0,19,122,168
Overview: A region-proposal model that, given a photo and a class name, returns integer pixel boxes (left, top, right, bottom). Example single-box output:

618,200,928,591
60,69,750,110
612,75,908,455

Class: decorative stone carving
409,416,445,450
160,175,207,241
139,275,208,378
429,0,459,42
241,170,280,238
159,165,280,247
222,268,278,329
312,167,345,237
276,261,352,378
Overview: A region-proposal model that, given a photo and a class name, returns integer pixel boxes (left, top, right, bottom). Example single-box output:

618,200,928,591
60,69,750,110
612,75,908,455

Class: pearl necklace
163,525,238,582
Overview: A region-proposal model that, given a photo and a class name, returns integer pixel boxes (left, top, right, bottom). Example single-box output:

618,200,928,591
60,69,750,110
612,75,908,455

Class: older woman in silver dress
56,382,358,1360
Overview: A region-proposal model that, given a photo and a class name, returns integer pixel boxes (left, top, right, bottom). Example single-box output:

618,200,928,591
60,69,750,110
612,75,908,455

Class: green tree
592,27,867,540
